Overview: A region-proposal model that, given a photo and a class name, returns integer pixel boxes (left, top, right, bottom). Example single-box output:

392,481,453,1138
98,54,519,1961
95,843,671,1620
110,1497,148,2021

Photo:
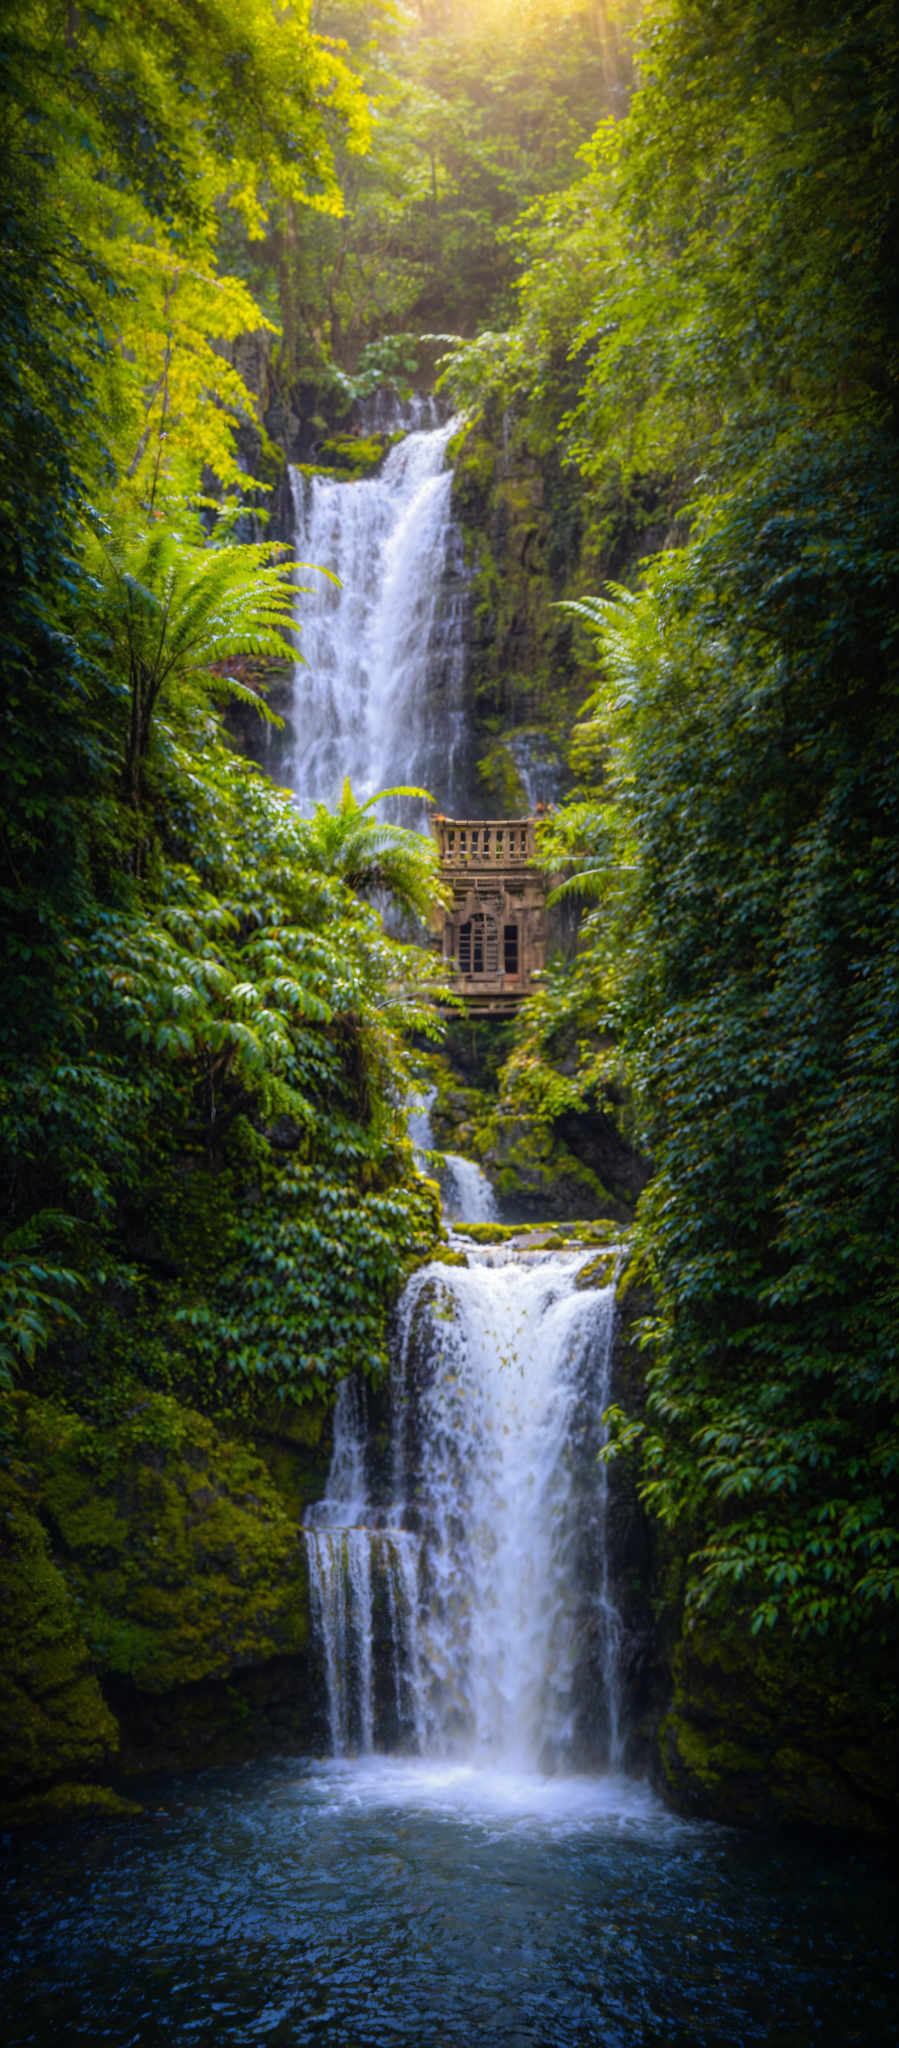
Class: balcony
430,816,537,868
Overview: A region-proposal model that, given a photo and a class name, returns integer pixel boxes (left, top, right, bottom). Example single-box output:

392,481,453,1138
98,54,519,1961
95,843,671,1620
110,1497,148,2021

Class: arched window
458,913,499,976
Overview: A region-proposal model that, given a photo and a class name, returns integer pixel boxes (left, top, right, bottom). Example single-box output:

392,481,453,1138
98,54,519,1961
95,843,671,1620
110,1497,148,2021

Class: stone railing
430,816,536,867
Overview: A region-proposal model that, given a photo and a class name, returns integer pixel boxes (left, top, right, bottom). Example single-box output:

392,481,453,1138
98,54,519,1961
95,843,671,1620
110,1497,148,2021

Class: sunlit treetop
1,0,372,505
14,0,371,231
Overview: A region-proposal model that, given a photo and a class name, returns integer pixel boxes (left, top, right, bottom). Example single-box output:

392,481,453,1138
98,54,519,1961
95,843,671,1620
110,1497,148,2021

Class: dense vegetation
2,0,897,1824
0,0,444,1424
237,0,637,392
461,0,899,1640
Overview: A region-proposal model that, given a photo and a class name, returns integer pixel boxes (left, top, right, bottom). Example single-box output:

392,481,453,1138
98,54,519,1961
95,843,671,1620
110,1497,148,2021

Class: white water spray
304,1246,623,1771
439,1156,498,1222
294,410,626,1785
305,1378,423,1755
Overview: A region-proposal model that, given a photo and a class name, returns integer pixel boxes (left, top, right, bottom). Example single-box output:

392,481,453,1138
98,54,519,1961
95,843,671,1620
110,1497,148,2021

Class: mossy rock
251,1393,332,1522
574,1251,619,1290
453,1222,520,1244
1,1782,142,1827
314,433,394,479
659,1613,898,1837
451,1220,617,1252
0,1471,120,1801
7,1389,310,1696
569,1221,623,1246
487,1119,628,1223
255,1392,327,1451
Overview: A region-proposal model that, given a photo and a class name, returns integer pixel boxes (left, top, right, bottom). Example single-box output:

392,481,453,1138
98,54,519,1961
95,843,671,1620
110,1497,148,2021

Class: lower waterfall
304,1243,622,1771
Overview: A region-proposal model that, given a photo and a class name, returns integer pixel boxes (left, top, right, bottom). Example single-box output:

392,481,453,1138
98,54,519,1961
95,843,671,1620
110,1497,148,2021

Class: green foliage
0,0,369,515
298,777,443,921
91,516,310,805
2,713,448,1407
3,1386,313,1697
247,0,639,379
0,1458,120,1803
488,0,899,1638
171,1160,439,1402
0,0,453,1430
599,471,898,1631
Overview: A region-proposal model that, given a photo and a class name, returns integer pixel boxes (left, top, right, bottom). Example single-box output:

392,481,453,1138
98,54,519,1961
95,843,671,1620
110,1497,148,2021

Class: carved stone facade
430,816,547,1013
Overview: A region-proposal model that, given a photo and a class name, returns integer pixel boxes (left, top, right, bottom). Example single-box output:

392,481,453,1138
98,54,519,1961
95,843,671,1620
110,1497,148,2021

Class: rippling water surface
3,1756,897,2046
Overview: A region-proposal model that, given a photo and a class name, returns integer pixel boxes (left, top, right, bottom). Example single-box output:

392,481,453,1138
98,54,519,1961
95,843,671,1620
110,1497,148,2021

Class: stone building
429,815,547,1013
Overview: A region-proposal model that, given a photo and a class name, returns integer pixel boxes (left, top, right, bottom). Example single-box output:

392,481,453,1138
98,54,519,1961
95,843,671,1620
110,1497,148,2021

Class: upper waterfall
287,412,471,820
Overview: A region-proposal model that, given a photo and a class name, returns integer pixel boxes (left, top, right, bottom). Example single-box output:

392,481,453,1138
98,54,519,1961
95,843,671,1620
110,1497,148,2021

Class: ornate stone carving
429,815,547,1013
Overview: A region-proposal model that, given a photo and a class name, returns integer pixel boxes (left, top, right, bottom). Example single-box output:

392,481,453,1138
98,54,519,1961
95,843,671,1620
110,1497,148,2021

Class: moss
658,1610,897,1836
615,1256,648,1308
6,1389,311,1696
450,1219,616,1248
488,1118,625,1221
1,1783,142,1827
251,1393,333,1522
475,738,529,813
574,1251,619,1290
0,1470,119,1798
256,1395,327,1450
662,1714,762,1795
570,1221,623,1246
430,1248,470,1267
313,433,396,479
454,1221,520,1244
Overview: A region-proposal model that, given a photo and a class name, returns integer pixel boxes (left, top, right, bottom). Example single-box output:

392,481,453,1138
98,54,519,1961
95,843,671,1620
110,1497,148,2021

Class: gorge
3,409,897,2048
3,0,899,2038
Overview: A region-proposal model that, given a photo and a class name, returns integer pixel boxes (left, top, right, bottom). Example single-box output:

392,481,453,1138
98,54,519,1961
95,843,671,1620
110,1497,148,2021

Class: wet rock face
485,1114,634,1224
10,1391,311,1695
660,1621,899,1840
604,1281,670,1773
554,1108,652,1214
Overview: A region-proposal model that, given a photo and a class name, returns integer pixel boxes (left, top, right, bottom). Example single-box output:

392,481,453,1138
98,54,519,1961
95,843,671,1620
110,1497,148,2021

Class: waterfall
287,413,470,819
305,1378,423,1754
407,1087,498,1224
293,403,625,1780
439,1155,497,1222
304,1246,623,1771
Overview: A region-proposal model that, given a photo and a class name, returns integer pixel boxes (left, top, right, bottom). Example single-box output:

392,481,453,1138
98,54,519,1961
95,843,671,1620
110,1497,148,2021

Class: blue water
2,1755,897,2047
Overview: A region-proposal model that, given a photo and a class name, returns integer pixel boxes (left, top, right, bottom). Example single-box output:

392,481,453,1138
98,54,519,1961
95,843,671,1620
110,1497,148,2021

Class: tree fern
92,517,311,804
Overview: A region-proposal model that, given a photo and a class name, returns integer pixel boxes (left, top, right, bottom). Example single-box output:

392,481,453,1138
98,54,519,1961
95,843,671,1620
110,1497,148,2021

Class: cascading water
438,1155,497,1222
304,1243,623,1771
287,409,470,818
304,1377,422,1755
407,1087,499,1224
8,404,890,2048
292,406,625,1775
